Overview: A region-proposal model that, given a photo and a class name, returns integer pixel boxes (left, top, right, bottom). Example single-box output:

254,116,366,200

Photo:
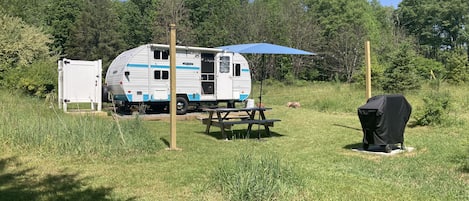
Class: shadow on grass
343,142,363,150
160,137,170,147
0,157,135,201
332,123,362,132
198,129,284,140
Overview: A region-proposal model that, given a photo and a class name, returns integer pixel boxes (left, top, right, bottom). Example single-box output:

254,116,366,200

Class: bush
415,91,451,126
2,58,57,97
382,44,422,92
212,154,303,201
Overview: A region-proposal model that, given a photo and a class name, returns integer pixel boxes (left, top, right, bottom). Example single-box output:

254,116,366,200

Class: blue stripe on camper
126,64,148,68
126,63,200,70
126,94,133,101
242,69,249,72
143,94,150,101
188,93,201,101
240,94,249,101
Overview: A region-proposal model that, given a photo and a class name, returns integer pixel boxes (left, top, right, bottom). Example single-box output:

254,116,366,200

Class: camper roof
149,44,222,53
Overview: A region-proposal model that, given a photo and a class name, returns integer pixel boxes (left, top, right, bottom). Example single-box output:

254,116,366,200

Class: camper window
153,50,169,60
154,51,161,59
219,56,230,73
162,71,169,79
234,64,241,76
154,71,161,79
154,70,169,80
162,51,169,60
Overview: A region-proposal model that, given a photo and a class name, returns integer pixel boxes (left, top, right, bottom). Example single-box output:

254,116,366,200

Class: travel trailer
105,44,251,114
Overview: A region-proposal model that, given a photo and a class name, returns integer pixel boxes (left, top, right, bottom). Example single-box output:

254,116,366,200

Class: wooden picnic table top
203,107,272,112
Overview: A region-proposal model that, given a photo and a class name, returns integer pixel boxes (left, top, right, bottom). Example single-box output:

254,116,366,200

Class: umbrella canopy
217,43,315,55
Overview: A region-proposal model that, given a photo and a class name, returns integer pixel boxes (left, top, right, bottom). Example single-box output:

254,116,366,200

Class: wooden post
168,24,180,151
365,41,372,101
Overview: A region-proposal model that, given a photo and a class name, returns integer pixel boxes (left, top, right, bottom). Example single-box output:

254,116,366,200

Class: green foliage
353,61,386,89
415,91,451,126
3,59,57,97
443,49,469,84
0,14,54,95
212,154,303,201
65,0,126,71
0,14,51,69
413,56,446,80
0,0,47,26
397,0,469,58
115,0,158,47
382,44,422,92
43,0,83,54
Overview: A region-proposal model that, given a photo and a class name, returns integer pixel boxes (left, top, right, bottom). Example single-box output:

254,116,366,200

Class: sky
379,0,402,8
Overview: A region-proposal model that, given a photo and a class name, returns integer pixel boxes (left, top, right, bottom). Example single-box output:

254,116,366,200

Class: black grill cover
357,95,412,146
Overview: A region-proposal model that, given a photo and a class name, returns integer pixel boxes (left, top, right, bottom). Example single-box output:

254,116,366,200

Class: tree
397,0,469,59
443,49,469,84
65,0,126,71
0,0,47,26
0,14,51,72
305,0,378,82
152,0,193,45
0,14,56,96
115,0,158,48
43,0,84,54
382,44,422,92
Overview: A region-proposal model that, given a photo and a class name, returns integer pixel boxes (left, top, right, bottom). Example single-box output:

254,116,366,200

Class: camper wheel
176,97,188,115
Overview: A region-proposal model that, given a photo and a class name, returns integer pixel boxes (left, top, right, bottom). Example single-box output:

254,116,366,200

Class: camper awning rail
149,44,222,52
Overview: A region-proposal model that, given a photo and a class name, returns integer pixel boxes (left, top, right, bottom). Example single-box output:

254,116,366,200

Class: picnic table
202,107,281,140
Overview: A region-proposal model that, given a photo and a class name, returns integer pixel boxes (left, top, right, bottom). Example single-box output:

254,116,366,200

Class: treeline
0,0,468,97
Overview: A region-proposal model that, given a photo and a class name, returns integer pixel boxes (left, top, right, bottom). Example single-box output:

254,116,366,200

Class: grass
1,82,468,200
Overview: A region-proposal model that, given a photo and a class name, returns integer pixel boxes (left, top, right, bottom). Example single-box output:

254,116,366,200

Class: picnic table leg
246,110,256,138
216,112,228,140
259,110,272,136
205,111,214,134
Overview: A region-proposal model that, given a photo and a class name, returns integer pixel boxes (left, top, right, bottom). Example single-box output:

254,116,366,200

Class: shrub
212,154,303,201
4,59,58,97
382,44,422,92
415,91,451,126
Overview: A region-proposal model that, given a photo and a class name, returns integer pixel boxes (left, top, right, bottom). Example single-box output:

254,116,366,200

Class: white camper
105,44,251,114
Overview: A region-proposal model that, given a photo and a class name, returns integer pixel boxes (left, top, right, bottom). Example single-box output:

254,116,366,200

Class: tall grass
212,154,304,201
0,90,162,156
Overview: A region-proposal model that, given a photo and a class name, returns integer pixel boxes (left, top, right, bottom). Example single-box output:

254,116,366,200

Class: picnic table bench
202,107,281,139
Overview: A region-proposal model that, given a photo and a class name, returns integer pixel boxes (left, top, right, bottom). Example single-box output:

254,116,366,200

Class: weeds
212,154,304,201
0,90,161,156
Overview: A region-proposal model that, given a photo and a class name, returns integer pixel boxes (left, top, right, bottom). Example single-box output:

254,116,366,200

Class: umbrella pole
257,55,266,139
259,54,265,106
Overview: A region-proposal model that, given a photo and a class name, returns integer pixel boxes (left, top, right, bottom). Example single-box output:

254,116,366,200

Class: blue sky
379,0,402,8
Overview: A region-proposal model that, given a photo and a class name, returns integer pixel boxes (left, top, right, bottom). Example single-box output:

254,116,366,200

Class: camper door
216,54,233,99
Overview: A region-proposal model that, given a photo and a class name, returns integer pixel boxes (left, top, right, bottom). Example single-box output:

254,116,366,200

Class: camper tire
176,97,188,115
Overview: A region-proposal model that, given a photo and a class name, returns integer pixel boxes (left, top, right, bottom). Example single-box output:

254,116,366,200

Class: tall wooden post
365,41,372,101
168,24,180,150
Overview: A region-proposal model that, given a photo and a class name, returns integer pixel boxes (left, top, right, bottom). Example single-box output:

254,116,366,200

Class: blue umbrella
217,43,315,55
217,43,315,106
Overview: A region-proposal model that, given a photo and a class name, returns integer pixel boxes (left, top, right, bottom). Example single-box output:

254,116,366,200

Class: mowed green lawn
0,82,468,200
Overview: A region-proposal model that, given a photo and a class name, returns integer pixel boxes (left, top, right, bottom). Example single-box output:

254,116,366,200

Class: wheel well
176,94,189,103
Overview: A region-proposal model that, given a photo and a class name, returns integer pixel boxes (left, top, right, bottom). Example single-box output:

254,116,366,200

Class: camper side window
154,70,169,80
162,71,169,79
219,56,230,73
162,51,169,60
154,71,161,79
154,51,161,59
154,50,169,60
234,64,241,77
